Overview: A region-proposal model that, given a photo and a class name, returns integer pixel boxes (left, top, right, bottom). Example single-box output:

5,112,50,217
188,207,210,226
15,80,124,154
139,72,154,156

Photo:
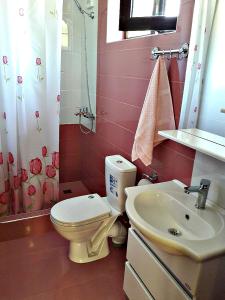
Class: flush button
116,160,123,164
88,195,94,199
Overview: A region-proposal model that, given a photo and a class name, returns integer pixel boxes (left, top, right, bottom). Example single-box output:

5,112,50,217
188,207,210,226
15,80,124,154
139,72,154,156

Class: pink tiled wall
60,124,82,183
60,0,196,195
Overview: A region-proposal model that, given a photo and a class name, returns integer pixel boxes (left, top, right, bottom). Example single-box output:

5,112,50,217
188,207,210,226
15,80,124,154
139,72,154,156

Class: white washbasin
125,180,225,261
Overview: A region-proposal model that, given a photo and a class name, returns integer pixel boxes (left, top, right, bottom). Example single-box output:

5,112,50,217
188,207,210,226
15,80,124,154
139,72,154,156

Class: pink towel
132,57,175,166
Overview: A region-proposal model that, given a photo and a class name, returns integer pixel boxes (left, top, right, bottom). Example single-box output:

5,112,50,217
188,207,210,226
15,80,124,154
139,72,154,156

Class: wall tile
192,152,225,210
98,75,149,107
60,89,81,109
60,154,81,183
99,48,155,79
59,124,82,183
97,96,141,133
60,124,78,141
96,117,134,156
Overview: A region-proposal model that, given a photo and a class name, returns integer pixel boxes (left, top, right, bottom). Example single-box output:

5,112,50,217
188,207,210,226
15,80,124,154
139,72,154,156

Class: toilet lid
50,194,111,226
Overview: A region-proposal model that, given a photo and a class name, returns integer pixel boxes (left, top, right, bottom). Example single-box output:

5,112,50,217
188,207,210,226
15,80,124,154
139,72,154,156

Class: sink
134,190,222,240
125,180,225,261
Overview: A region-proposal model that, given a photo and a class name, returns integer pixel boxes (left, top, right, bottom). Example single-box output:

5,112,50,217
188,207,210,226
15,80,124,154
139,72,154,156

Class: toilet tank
105,155,137,213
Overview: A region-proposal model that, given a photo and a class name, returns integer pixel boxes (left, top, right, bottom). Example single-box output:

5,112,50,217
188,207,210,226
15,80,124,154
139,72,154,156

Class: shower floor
59,181,90,200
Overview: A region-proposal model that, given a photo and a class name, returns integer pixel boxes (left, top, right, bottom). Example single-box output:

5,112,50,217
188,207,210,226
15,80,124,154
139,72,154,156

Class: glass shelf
158,128,225,162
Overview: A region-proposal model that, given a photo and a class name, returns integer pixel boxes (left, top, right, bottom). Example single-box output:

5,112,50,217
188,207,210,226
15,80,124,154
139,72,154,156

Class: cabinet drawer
127,229,191,300
124,262,154,300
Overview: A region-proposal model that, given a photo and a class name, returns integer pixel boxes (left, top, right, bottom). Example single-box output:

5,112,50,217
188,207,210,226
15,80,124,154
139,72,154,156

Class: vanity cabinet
123,228,225,300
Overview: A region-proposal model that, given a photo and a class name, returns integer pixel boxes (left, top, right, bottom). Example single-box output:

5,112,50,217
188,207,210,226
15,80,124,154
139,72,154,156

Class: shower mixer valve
75,106,95,120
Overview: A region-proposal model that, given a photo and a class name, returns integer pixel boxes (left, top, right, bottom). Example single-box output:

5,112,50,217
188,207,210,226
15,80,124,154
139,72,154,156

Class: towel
132,57,175,166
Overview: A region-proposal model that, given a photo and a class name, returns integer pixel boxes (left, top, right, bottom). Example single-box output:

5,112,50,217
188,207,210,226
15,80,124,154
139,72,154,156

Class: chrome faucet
74,107,95,120
184,179,211,209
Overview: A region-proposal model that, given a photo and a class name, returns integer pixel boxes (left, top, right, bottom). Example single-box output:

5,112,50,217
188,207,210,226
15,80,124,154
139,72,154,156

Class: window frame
119,0,177,32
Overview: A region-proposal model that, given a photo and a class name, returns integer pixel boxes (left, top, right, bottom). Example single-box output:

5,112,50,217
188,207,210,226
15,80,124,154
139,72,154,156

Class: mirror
196,1,225,138
180,0,225,139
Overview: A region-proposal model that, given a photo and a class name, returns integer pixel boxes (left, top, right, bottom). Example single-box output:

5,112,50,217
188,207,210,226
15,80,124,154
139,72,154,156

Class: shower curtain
0,0,62,216
179,0,217,128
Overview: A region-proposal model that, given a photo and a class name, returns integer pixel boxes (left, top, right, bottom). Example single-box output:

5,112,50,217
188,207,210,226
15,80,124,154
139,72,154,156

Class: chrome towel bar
151,43,189,60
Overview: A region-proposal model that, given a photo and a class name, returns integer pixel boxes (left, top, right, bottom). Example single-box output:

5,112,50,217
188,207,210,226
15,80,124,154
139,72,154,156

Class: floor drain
63,189,72,194
168,228,182,237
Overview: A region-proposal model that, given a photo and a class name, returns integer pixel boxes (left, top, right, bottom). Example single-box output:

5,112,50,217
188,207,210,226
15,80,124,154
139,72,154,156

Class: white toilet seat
50,193,111,227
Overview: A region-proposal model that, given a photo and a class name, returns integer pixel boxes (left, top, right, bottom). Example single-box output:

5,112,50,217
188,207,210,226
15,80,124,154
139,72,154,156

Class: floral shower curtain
0,0,62,216
179,0,217,128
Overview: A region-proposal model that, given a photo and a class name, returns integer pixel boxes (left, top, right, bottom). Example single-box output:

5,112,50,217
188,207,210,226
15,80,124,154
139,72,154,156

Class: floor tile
0,232,127,300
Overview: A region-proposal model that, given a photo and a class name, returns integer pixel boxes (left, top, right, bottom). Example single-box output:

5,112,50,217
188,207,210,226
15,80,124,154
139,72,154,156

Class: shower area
0,0,98,222
59,0,98,200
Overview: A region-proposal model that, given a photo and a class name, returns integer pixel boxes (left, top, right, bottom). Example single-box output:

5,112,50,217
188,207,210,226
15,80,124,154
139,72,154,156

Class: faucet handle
184,186,190,194
200,179,211,190
142,171,158,183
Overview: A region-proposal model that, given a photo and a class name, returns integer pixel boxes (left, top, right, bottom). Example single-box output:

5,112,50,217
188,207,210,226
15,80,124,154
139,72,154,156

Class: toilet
50,155,137,263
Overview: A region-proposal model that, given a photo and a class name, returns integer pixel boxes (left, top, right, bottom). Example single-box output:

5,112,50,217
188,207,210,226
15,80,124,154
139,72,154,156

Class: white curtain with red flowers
179,0,217,128
0,0,62,216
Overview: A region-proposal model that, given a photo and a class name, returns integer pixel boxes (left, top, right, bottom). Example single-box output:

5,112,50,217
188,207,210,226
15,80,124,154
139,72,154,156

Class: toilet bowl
51,194,122,263
50,155,137,263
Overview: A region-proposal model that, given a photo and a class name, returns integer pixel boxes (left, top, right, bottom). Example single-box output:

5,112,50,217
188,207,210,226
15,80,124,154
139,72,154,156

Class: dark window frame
119,0,177,32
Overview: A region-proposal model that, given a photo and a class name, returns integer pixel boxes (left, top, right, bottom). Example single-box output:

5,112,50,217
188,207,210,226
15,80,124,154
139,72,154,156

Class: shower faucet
75,107,95,120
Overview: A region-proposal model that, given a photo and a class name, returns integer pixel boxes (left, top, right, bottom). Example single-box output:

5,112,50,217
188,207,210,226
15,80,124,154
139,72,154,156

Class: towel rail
151,43,189,60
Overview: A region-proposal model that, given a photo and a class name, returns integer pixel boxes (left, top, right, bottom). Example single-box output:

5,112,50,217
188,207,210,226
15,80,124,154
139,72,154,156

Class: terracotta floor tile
23,291,58,300
58,274,127,300
0,232,127,300
0,231,66,261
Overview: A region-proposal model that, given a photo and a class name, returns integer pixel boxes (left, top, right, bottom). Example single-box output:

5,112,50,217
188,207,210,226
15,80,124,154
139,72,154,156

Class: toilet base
69,238,110,263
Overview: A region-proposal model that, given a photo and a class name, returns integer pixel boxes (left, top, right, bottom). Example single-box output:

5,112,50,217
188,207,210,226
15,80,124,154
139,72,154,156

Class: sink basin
125,180,225,261
135,190,222,240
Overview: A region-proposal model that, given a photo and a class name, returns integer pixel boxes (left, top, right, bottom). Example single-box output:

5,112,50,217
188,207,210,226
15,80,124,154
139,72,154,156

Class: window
107,0,124,43
119,0,180,34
